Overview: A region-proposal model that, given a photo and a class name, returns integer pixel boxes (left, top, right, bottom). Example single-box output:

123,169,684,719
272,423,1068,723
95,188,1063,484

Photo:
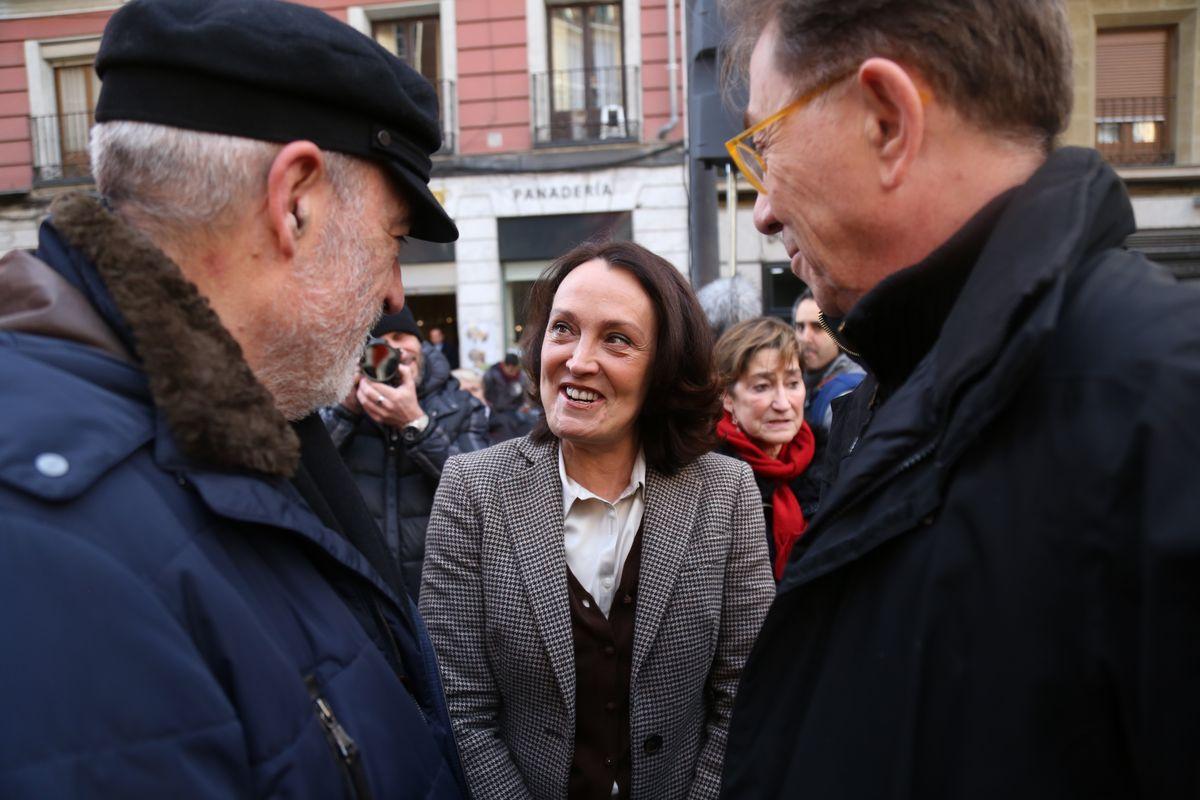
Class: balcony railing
531,65,640,146
1096,96,1174,166
31,111,94,183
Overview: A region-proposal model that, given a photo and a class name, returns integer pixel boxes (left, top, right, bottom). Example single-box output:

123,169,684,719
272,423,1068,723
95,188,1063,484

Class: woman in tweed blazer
420,242,774,800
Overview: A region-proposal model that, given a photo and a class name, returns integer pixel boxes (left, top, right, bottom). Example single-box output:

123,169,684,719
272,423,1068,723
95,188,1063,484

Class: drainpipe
657,0,680,139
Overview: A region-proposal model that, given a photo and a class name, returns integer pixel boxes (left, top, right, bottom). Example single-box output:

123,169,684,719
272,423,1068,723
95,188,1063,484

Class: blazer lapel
498,438,576,707
630,464,699,686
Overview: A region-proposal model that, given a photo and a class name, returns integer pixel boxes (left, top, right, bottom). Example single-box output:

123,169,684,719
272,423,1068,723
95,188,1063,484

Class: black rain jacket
721,148,1200,799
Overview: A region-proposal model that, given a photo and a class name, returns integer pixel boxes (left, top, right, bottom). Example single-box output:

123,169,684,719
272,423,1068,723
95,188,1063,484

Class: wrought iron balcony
531,65,640,146
30,111,94,183
1096,96,1175,166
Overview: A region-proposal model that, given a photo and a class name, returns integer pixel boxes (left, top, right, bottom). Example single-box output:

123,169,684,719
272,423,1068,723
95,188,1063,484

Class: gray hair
90,121,368,243
697,275,761,339
721,0,1073,150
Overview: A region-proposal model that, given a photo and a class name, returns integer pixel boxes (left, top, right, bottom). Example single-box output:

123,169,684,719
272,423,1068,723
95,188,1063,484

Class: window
373,15,440,86
52,61,100,177
25,37,103,183
538,1,632,143
1095,27,1175,166
348,3,456,153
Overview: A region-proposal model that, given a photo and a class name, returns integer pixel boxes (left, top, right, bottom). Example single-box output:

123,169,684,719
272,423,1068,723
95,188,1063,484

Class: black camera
360,337,402,385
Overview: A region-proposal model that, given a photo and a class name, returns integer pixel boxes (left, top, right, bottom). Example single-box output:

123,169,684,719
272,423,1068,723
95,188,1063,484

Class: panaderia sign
510,180,615,202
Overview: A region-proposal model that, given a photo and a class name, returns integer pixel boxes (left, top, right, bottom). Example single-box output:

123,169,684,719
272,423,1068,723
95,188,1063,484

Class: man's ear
856,58,926,191
266,141,328,259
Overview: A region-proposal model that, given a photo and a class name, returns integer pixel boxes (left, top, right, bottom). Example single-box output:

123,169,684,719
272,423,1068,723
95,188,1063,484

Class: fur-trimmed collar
49,193,299,477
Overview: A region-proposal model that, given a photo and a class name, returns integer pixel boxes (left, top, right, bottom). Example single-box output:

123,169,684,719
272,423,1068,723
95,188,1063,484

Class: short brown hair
723,0,1073,149
520,241,720,474
714,316,801,394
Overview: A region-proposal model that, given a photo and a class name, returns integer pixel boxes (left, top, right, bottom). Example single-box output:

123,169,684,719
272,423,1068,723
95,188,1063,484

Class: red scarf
717,411,816,580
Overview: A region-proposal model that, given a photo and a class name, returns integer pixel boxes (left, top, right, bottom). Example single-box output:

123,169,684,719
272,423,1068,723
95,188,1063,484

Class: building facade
0,0,687,370
0,0,1196,368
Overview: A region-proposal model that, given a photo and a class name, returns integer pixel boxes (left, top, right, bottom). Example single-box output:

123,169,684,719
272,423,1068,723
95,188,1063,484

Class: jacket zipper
304,675,374,800
846,383,881,457
817,311,862,358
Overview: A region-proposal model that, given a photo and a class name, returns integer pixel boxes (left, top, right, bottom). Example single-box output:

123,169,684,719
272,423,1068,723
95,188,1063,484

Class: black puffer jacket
722,148,1200,798
324,344,489,598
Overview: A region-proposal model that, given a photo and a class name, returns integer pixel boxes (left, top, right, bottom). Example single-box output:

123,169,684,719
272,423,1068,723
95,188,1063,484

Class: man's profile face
261,163,411,419
746,22,874,317
793,298,839,372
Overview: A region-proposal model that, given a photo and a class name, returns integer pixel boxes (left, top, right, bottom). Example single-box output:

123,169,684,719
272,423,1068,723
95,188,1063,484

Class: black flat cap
372,307,422,340
94,0,457,243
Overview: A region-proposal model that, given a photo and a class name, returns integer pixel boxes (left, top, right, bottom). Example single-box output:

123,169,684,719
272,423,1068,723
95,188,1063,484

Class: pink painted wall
0,0,683,192
456,0,530,155
640,0,685,144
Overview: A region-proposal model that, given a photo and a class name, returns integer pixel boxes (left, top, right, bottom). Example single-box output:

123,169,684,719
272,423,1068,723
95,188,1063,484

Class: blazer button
643,734,663,754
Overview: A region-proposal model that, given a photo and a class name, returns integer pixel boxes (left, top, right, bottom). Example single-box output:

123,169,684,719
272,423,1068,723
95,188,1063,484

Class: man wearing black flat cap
0,1,467,797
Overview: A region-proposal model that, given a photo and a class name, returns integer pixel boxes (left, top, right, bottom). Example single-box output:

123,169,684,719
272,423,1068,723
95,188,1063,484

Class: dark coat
0,194,465,799
323,344,489,598
721,148,1200,798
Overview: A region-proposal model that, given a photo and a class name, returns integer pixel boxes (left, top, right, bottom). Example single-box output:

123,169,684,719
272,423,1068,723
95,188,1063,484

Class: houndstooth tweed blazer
419,435,773,800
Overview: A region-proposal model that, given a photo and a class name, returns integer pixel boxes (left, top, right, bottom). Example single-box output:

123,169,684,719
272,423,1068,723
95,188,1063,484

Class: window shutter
1096,28,1170,100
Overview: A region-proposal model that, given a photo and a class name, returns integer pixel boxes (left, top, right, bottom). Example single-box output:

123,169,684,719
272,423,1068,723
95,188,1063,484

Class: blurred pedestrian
420,241,773,800
323,307,488,598
0,0,466,796
792,289,863,436
484,351,536,442
428,325,459,369
452,368,488,407
719,0,1200,797
714,317,819,580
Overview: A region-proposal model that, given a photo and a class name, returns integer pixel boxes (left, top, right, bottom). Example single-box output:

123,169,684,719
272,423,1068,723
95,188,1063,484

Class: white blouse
558,447,647,617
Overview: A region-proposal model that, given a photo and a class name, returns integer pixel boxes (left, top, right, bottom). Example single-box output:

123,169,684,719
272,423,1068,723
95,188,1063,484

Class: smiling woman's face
539,259,657,452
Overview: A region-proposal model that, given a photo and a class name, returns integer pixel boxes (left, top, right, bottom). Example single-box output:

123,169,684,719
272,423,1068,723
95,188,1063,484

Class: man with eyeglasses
719,1,1200,798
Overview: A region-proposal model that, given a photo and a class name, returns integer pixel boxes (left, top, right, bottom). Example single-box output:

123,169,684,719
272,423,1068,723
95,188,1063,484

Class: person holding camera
323,307,489,599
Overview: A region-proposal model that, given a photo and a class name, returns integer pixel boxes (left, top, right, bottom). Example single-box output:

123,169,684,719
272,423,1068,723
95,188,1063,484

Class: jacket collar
0,249,134,363
837,186,1016,397
41,193,299,477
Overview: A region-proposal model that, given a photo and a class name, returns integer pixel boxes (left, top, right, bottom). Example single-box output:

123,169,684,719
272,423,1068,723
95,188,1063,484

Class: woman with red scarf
714,317,819,580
